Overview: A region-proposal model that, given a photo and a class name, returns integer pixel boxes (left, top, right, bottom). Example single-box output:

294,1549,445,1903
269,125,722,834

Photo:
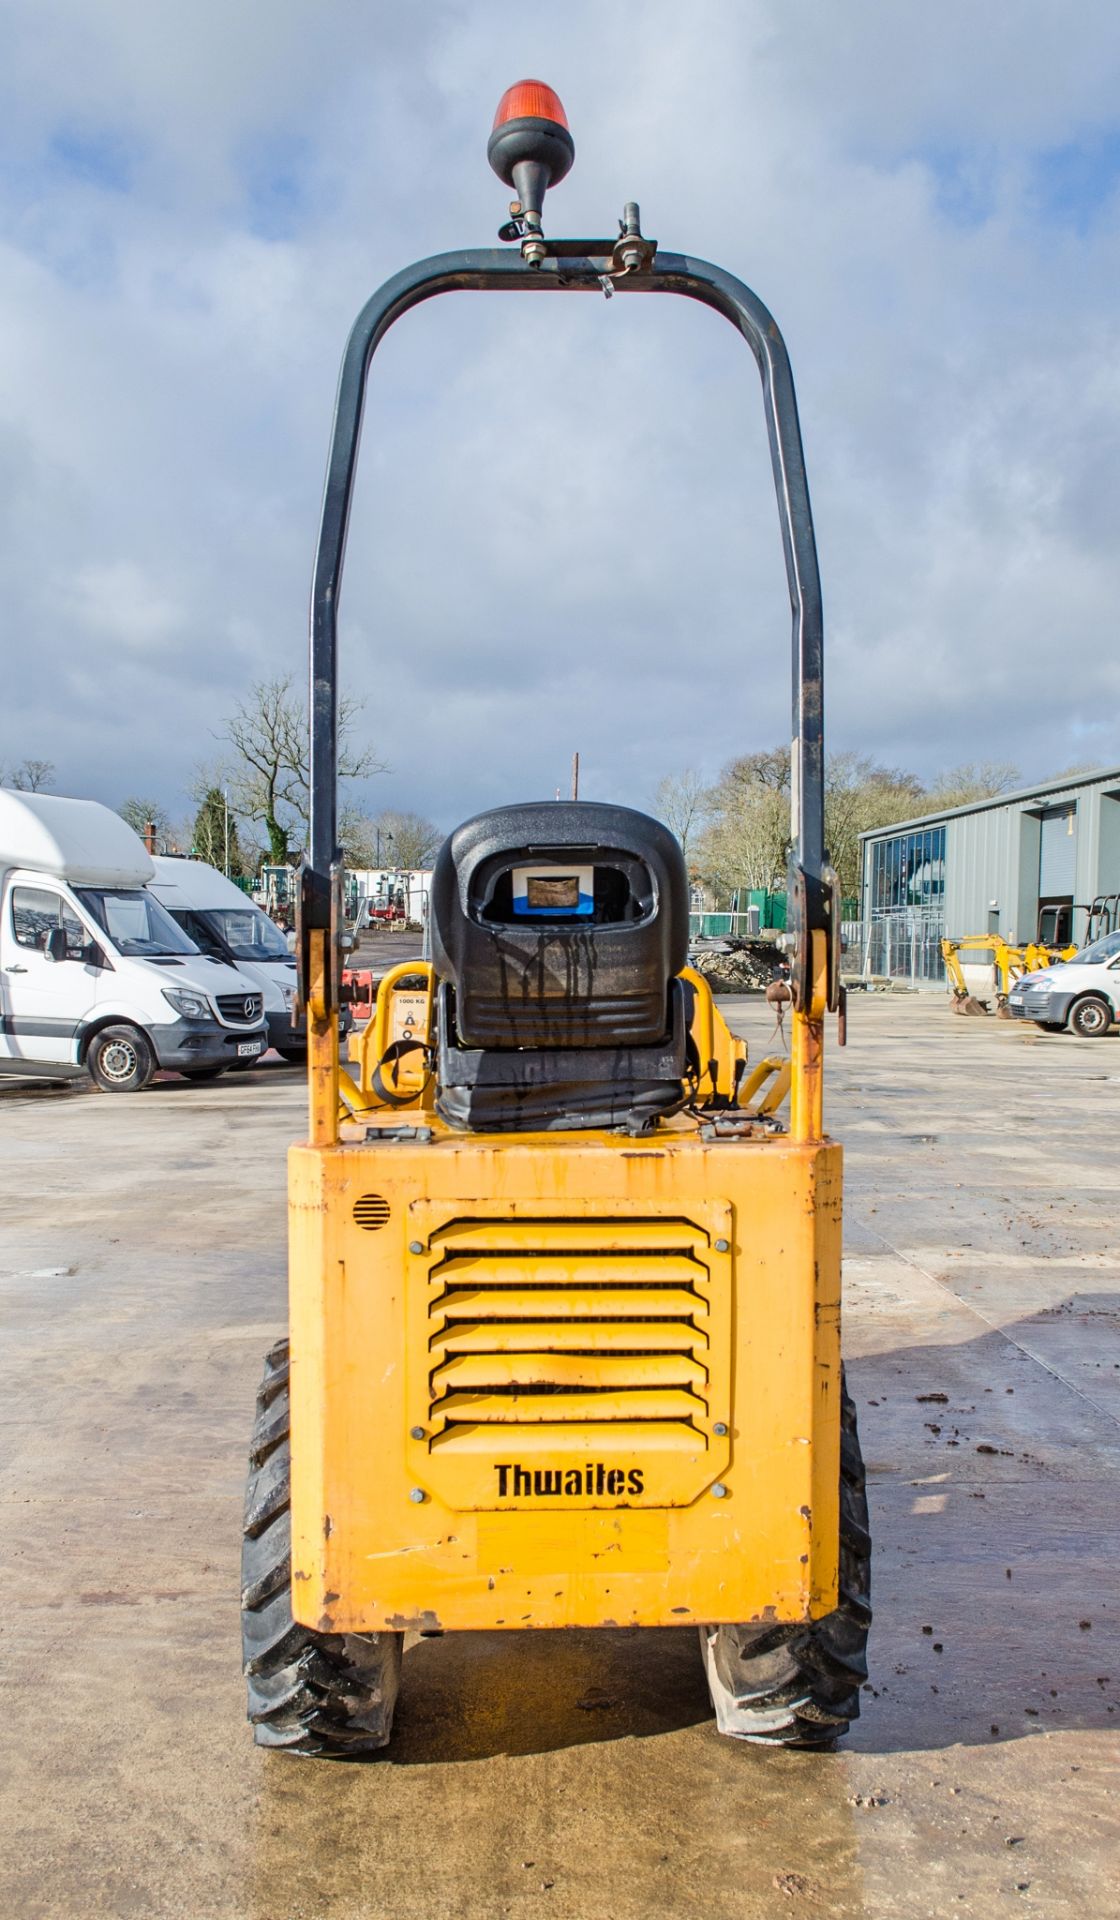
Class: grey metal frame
308,245,825,932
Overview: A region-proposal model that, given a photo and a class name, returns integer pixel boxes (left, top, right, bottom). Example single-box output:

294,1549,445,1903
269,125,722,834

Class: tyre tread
241,1341,401,1755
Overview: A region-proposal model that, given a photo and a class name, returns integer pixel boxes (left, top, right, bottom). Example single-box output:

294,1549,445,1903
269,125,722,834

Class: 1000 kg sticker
495,1463,645,1498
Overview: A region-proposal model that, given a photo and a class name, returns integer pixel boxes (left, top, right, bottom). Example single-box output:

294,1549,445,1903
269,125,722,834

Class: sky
1,0,1119,837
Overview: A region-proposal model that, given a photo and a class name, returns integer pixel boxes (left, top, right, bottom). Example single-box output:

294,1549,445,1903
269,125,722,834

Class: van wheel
86,1024,156,1093
1069,996,1112,1038
242,1339,403,1754
700,1374,871,1747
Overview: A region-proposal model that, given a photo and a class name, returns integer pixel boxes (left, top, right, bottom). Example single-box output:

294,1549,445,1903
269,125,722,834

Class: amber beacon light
487,79,575,229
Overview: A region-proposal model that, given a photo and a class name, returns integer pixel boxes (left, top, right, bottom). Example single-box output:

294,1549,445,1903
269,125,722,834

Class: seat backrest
429,800,689,1050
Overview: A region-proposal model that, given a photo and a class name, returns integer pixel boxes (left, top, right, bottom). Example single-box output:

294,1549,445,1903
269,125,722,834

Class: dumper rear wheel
700,1374,871,1747
242,1338,403,1754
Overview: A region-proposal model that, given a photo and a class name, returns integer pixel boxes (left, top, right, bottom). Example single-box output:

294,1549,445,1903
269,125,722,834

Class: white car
1007,930,1120,1036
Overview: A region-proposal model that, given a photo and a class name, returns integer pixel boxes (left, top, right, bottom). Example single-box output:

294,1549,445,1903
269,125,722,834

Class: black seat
428,801,691,1131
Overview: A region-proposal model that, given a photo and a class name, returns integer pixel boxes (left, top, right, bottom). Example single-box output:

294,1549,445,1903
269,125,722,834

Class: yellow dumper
241,80,870,1754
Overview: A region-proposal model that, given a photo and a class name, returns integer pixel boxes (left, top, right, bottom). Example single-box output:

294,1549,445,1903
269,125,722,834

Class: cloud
58,559,185,648
0,0,1118,835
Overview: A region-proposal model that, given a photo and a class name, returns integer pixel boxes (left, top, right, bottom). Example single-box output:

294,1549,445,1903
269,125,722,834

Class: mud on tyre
700,1373,871,1746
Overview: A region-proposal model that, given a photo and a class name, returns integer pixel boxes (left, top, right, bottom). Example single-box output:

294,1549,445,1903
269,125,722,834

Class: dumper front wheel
700,1375,871,1747
241,1338,403,1755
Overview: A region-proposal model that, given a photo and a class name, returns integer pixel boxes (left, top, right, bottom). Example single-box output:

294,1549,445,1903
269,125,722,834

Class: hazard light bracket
499,204,658,278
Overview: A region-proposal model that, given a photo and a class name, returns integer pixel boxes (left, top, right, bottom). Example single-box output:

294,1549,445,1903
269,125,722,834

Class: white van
0,790,267,1091
149,856,304,1060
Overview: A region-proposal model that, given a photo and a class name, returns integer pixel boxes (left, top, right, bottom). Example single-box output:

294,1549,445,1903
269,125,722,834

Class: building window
860,826,947,982
868,827,945,913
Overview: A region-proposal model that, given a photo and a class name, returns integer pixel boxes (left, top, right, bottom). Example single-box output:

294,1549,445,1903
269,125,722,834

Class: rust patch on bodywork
385,1609,443,1632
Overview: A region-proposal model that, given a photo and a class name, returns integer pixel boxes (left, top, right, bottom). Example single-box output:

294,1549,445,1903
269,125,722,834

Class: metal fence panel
843,910,945,984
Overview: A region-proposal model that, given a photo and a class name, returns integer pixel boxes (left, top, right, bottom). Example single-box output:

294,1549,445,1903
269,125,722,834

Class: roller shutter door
1039,806,1076,896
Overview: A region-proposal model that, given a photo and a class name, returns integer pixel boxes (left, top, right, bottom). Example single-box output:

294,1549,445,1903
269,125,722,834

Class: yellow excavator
241,80,869,1754
942,928,1077,1016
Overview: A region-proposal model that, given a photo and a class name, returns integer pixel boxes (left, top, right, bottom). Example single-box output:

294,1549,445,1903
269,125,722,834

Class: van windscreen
77,889,198,958
204,909,290,962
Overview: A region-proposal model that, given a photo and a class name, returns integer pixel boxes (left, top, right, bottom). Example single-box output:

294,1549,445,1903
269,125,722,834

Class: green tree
192,787,249,876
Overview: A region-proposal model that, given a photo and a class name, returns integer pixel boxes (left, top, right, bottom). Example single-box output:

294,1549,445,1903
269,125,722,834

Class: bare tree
358,809,443,870
1043,762,1101,783
824,753,925,900
653,770,710,868
698,745,927,904
924,762,1021,810
698,750,791,896
118,797,173,847
220,675,385,865
6,757,56,792
337,806,377,868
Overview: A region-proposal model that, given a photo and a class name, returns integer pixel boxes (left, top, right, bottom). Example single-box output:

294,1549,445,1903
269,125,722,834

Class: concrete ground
0,994,1117,1919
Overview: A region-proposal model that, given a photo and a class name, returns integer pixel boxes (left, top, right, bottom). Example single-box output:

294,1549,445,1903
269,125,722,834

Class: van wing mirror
44,927,67,963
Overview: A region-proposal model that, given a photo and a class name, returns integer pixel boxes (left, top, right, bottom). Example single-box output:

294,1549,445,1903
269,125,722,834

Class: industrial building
858,765,1120,982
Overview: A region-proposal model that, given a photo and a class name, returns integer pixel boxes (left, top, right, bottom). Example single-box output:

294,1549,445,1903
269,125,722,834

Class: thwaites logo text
495,1462,645,1499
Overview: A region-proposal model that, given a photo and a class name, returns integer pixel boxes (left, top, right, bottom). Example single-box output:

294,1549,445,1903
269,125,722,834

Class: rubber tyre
1068,996,1112,1038
242,1339,403,1755
180,1066,229,1081
86,1023,156,1093
276,1047,306,1063
700,1375,872,1747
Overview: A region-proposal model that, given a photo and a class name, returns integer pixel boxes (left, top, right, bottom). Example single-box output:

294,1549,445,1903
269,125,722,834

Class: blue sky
1,0,1118,838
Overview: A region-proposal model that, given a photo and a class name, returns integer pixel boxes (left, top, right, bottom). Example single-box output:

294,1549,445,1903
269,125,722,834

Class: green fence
690,890,857,940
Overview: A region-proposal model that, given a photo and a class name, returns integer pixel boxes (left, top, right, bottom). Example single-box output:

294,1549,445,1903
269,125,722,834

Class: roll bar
308,246,824,893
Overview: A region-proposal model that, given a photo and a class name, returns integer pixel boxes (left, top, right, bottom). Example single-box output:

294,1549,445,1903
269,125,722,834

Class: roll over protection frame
305,237,829,1018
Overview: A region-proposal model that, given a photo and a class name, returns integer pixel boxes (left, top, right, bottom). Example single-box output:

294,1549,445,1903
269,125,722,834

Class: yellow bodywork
291,931,839,1635
941,933,1076,1004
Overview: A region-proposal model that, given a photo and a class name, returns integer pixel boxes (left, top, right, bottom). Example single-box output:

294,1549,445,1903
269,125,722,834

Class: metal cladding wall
862,767,1120,946
944,807,1017,937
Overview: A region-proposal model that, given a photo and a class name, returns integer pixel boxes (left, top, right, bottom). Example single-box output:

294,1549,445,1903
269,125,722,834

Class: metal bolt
409,1240,425,1255
409,1487,426,1504
711,1482,728,1499
714,1238,730,1254
410,1426,426,1441
713,1422,728,1437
